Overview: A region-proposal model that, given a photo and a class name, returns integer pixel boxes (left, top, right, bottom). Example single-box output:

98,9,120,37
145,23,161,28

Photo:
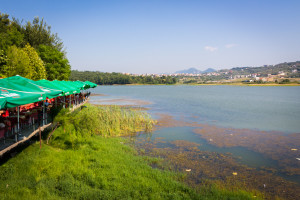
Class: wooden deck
0,123,53,157
0,100,88,157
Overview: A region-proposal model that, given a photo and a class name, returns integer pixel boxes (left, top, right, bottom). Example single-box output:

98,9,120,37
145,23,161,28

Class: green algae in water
137,126,279,169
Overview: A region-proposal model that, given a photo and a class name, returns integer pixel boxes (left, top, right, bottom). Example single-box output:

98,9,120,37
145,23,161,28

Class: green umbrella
51,80,73,96
1,76,45,94
0,96,6,110
52,80,77,95
6,75,63,99
52,80,77,96
84,81,97,88
37,79,69,96
0,86,45,108
60,81,81,94
73,81,89,90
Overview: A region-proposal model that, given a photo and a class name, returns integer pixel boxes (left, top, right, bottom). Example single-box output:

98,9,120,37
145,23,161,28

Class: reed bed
55,104,155,137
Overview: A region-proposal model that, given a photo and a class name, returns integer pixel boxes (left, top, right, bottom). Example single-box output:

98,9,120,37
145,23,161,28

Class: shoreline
0,103,259,199
97,83,300,86
88,95,300,199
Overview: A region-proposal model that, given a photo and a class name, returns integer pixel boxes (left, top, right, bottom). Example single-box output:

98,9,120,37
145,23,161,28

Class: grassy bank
0,104,258,199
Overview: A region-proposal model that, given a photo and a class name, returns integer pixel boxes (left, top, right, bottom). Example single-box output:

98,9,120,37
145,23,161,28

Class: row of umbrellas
0,75,97,109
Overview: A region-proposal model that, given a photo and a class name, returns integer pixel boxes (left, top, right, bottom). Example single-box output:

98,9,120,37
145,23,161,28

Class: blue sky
1,0,300,74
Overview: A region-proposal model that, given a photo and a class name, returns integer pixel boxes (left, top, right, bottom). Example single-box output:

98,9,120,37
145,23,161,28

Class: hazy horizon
2,0,300,74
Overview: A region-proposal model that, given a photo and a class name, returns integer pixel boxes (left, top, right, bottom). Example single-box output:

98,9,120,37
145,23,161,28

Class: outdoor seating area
0,75,97,153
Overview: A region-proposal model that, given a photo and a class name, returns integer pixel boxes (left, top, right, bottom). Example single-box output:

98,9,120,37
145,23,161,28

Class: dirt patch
90,93,107,96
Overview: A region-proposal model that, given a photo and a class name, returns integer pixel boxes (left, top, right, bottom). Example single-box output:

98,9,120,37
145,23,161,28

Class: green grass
0,104,259,199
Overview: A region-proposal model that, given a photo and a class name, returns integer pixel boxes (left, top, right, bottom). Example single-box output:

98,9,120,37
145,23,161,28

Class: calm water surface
91,85,300,133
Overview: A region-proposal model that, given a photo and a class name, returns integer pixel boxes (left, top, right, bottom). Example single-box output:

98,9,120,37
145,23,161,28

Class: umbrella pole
16,106,19,142
55,97,57,108
63,96,65,109
43,101,45,126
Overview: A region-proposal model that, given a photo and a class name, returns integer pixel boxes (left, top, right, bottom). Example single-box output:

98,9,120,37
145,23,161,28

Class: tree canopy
70,70,178,85
0,12,70,80
38,45,71,81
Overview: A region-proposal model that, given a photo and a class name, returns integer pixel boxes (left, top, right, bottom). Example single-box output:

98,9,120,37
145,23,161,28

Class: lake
90,85,300,133
90,85,300,198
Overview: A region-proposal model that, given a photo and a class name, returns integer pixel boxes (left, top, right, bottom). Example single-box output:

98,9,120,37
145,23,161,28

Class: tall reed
54,104,155,138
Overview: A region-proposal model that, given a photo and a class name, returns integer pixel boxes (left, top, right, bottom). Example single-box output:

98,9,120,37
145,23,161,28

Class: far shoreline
96,83,300,86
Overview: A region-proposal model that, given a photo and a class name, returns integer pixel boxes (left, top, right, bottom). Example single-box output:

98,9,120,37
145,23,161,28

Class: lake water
90,85,300,133
90,85,300,188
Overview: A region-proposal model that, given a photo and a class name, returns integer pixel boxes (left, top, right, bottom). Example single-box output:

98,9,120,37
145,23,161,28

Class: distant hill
175,67,216,74
203,68,216,73
224,61,300,77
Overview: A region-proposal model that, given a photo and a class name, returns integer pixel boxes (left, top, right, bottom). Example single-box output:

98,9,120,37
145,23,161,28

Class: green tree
0,13,71,80
38,45,71,80
0,12,24,50
0,50,8,77
23,17,63,50
23,44,46,80
5,45,31,78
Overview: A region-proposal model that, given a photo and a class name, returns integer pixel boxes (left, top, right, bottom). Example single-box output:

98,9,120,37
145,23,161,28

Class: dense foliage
0,12,70,80
70,70,178,85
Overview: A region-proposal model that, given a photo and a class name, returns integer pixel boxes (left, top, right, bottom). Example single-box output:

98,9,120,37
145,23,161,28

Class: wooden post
33,117,35,131
69,95,71,110
47,122,59,144
39,127,42,149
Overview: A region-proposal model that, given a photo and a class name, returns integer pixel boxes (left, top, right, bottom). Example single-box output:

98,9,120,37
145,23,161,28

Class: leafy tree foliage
0,13,24,51
22,17,63,51
5,45,31,78
3,44,46,80
23,44,46,80
0,50,8,77
38,45,71,80
0,12,70,80
70,70,178,85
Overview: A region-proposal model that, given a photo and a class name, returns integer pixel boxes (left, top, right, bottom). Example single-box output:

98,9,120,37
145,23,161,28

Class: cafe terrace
0,75,97,156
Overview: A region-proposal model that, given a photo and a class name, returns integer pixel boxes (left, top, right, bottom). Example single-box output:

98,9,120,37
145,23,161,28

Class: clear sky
1,0,300,74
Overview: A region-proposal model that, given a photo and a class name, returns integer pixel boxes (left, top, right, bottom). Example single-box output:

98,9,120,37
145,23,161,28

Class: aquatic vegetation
131,113,300,200
134,138,300,200
193,126,300,176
